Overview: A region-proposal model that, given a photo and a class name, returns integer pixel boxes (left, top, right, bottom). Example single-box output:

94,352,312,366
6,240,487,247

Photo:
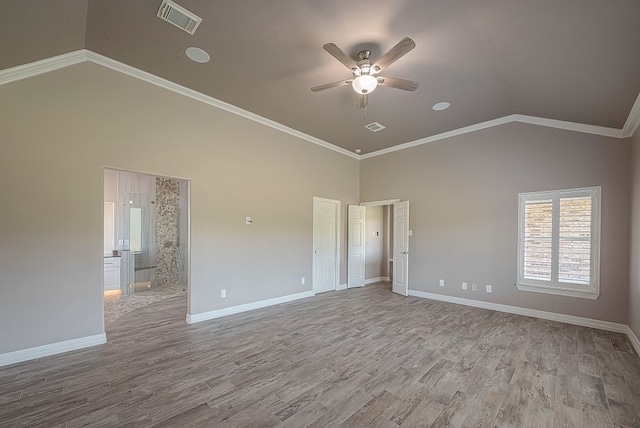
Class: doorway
103,168,190,324
349,199,410,296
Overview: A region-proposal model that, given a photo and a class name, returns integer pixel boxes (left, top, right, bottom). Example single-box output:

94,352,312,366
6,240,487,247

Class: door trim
312,197,341,294
360,199,400,207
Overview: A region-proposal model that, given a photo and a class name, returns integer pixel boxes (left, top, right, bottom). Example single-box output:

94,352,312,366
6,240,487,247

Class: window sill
516,283,599,300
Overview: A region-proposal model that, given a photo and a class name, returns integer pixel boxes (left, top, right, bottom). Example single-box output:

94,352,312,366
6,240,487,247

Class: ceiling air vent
157,0,202,35
364,122,386,132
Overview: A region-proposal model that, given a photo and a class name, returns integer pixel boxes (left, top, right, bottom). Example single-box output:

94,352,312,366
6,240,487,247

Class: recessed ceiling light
355,149,362,154
432,101,451,111
186,47,210,64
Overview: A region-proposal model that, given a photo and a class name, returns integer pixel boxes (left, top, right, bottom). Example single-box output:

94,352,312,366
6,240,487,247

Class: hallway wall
365,206,383,280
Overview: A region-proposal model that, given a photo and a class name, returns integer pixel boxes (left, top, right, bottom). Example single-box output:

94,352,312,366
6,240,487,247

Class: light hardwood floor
1,282,639,427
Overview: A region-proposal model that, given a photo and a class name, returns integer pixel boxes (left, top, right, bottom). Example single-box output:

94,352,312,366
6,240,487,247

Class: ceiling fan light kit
352,75,378,94
311,37,420,109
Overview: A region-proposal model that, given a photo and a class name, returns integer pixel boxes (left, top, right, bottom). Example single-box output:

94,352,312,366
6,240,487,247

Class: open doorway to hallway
349,200,410,295
103,168,189,325
364,204,393,285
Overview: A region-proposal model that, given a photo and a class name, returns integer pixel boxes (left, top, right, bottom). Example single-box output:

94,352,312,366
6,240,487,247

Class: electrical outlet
486,284,492,293
439,279,445,287
221,289,226,298
462,282,468,290
471,283,477,292
301,277,305,285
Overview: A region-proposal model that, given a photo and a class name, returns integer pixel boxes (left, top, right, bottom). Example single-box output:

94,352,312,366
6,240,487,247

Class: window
517,186,600,299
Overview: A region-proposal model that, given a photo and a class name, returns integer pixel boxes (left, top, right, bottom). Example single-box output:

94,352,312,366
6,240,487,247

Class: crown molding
0,49,359,160
361,114,626,159
623,92,640,137
0,50,87,86
512,114,624,138
1,49,638,160
360,116,515,159
83,51,360,159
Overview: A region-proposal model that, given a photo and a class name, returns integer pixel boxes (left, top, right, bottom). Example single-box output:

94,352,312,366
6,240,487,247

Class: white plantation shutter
559,197,592,284
518,187,600,299
523,200,553,281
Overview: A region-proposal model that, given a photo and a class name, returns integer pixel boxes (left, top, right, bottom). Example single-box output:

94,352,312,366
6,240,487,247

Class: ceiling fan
311,37,419,109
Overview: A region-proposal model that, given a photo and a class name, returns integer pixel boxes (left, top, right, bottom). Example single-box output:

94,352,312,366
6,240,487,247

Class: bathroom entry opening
103,167,191,323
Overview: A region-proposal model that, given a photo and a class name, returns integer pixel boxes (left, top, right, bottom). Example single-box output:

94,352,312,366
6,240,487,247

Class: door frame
312,197,341,294
359,199,407,293
360,199,400,207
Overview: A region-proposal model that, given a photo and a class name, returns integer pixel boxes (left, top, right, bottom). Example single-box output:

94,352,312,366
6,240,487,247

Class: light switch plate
462,282,468,290
439,279,445,287
221,289,226,298
486,285,492,293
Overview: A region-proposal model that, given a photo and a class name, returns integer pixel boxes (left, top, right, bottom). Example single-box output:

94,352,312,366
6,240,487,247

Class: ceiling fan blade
311,79,352,92
372,37,416,72
377,76,420,92
357,94,368,109
323,43,358,71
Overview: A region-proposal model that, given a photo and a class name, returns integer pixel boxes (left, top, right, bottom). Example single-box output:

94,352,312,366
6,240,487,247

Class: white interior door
313,199,338,294
348,205,366,288
393,201,410,296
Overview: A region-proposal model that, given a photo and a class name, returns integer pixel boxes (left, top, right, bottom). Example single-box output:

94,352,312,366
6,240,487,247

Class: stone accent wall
155,177,181,287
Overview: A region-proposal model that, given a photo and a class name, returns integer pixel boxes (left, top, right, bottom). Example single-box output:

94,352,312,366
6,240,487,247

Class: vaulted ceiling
2,0,640,154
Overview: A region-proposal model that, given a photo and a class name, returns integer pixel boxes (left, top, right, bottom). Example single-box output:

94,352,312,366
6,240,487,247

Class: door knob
402,251,409,255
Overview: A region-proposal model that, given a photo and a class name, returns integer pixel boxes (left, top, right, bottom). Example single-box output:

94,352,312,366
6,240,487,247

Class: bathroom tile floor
104,283,186,325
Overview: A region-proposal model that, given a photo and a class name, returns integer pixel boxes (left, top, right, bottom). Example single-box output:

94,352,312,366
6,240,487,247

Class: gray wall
104,169,117,204
361,122,631,323
0,62,359,354
630,130,640,337
365,206,383,280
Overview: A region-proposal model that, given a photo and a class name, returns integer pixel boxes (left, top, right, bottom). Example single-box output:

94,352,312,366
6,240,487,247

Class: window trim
517,186,601,299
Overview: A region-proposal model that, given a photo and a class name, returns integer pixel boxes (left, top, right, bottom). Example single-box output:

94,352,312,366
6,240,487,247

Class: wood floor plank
0,282,639,427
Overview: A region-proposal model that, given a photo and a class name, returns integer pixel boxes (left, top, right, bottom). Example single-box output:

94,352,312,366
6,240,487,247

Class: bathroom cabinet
104,257,121,291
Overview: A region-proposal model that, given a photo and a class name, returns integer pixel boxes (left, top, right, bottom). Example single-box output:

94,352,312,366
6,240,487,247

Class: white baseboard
408,290,628,333
0,333,106,368
627,326,640,357
364,277,390,285
186,291,314,324
336,283,347,291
